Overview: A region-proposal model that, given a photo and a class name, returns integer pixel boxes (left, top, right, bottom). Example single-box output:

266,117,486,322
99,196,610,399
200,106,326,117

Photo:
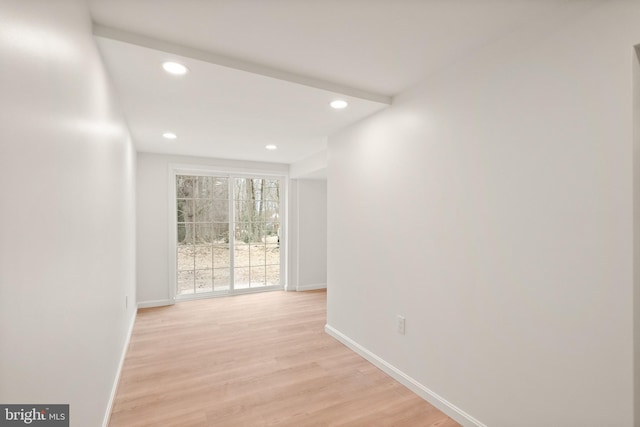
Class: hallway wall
0,1,137,426
327,3,640,426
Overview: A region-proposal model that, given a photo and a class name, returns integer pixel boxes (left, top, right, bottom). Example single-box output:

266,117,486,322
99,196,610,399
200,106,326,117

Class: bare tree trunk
247,179,254,242
183,177,195,243
258,179,265,240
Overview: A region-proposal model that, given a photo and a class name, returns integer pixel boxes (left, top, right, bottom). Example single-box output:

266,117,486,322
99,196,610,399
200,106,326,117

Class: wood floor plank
109,290,460,427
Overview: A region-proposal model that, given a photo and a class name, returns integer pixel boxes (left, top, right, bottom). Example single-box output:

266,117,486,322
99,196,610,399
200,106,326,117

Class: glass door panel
175,174,281,298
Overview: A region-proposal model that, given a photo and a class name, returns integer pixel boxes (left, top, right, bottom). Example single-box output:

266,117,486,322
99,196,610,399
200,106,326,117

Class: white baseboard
324,324,486,427
138,299,173,308
103,310,137,427
296,283,327,291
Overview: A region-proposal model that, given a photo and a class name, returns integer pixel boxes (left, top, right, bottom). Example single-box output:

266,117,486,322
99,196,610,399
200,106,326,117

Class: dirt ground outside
177,241,280,295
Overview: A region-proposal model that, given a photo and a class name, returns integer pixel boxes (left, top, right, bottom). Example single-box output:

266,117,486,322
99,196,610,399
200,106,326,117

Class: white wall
0,1,137,426
136,152,288,305
290,149,327,178
327,3,640,426
291,179,327,290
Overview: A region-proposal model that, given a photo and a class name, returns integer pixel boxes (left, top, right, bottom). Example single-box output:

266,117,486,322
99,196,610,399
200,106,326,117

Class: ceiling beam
93,24,391,105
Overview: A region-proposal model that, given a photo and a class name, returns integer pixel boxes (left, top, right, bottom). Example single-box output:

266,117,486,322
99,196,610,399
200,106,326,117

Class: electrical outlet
396,315,406,335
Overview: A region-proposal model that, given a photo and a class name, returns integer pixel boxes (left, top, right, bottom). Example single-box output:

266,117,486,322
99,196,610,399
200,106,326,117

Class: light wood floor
109,290,460,427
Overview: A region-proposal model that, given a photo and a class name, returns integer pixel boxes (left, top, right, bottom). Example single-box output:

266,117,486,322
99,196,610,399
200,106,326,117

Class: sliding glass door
173,172,283,299
232,178,281,290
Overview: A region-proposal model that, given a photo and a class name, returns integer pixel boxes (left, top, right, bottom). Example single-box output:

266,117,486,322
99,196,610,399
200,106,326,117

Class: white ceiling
96,36,387,163
89,0,602,165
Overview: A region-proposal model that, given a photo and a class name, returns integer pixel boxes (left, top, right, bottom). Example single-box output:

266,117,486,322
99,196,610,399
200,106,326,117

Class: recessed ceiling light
163,132,177,139
330,100,348,109
162,61,189,75
265,144,278,150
